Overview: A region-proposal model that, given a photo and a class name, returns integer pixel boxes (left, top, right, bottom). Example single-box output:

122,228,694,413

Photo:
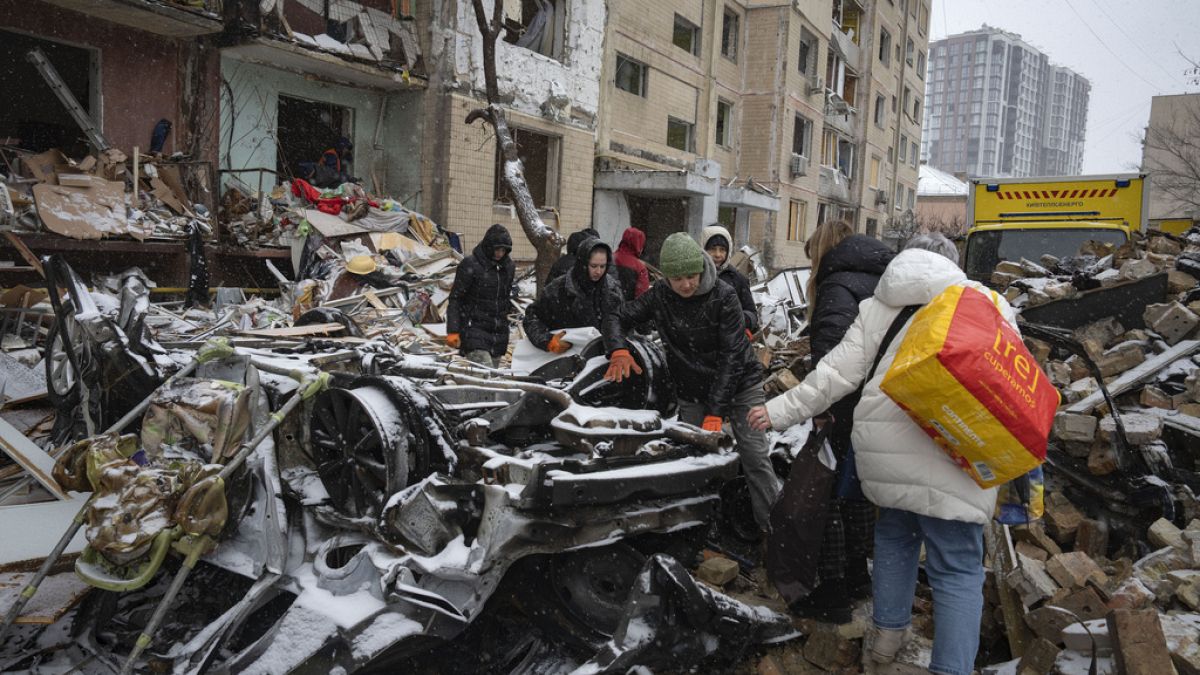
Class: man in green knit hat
602,232,782,533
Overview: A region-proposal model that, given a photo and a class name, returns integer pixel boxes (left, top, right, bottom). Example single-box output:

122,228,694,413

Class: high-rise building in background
920,25,1090,178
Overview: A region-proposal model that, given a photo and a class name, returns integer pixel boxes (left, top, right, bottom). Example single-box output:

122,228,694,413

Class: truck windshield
964,228,1129,282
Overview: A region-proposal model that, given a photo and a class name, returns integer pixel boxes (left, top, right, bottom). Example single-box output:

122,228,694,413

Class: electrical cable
1061,0,1171,92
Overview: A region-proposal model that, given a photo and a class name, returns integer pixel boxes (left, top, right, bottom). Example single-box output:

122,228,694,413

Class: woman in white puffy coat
749,237,1017,675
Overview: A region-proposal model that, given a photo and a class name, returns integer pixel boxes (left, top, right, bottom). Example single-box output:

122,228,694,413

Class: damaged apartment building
592,0,929,268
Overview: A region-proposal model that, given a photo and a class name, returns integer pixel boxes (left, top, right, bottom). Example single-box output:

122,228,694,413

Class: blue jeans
872,507,985,675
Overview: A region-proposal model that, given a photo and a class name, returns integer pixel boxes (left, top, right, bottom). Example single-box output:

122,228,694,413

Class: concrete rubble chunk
1065,377,1099,404
1046,552,1108,590
1096,267,1123,287
1169,269,1198,295
1180,402,1200,419
992,271,1022,288
1063,618,1111,653
1044,493,1085,545
1016,540,1050,563
1100,412,1163,445
1097,344,1147,378
802,630,859,671
1048,361,1073,388
1148,518,1186,551
697,556,739,586
1074,317,1126,350
1107,608,1177,675
1053,412,1098,442
1107,578,1156,612
1120,257,1160,281
1016,636,1061,674
1088,442,1120,476
995,260,1027,277
1149,236,1185,256
1013,524,1064,557
1024,606,1077,644
1006,554,1060,606
1144,302,1200,346
1141,385,1179,410
1178,581,1200,611
1075,519,1110,559
1052,586,1109,622
1025,337,1052,365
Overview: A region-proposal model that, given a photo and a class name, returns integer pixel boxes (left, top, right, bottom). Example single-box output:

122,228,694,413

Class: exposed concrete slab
38,0,222,37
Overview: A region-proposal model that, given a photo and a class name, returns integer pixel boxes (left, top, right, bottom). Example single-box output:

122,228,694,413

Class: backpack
877,285,1059,488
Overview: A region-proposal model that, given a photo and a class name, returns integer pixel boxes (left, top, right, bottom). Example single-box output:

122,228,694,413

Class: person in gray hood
701,224,759,332
602,232,781,532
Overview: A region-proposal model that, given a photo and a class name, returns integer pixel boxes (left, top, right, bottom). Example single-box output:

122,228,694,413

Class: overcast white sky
930,0,1200,174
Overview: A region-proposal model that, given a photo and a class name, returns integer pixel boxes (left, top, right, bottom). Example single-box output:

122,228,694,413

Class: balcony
38,0,222,37
830,25,860,67
824,92,858,136
818,165,853,203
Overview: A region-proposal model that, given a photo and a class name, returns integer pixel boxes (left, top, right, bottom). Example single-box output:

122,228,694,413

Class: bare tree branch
1142,102,1200,215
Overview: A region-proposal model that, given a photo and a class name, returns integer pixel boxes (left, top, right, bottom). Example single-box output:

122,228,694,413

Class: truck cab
962,174,1148,283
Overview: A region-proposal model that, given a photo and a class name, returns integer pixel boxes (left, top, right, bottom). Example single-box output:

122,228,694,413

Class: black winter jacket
719,267,759,332
523,238,623,350
547,228,598,283
604,255,761,417
447,224,516,357
809,234,894,459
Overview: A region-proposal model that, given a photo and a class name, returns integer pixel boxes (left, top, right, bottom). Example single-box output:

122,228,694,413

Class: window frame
666,116,696,152
672,13,701,56
788,199,808,242
493,126,561,209
879,27,892,66
721,7,739,61
792,114,812,158
614,53,648,97
715,98,734,148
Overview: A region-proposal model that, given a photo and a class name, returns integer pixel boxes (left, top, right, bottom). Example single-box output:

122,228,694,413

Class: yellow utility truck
962,173,1158,283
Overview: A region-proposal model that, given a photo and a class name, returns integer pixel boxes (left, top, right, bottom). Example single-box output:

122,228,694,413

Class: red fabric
291,178,348,216
615,228,650,298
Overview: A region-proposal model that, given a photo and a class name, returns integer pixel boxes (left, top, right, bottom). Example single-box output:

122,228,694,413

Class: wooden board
0,417,67,500
1065,339,1200,414
236,322,346,338
0,570,91,624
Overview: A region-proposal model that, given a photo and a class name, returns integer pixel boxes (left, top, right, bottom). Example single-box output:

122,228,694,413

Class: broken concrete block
1025,337,1052,365
992,271,1022,288
1074,317,1127,350
1025,607,1076,644
697,556,739,586
1020,258,1051,277
1017,637,1062,674
1097,344,1147,377
1013,523,1064,557
1107,609,1177,675
1075,519,1110,559
1141,385,1179,410
1170,270,1199,295
1180,403,1200,419
1066,377,1099,402
1054,412,1098,442
1080,337,1106,360
1149,518,1186,550
1121,257,1160,281
1006,554,1060,606
1108,578,1156,612
1063,618,1111,653
1096,267,1123,287
1016,540,1050,563
1145,302,1200,346
1100,412,1163,445
1149,236,1184,256
802,630,859,671
1048,361,1073,388
1177,580,1200,611
1046,552,1108,590
995,260,1027,277
1061,440,1095,458
1052,586,1109,622
1045,493,1085,545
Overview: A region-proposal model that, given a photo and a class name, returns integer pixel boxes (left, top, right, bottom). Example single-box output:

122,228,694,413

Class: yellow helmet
346,255,378,275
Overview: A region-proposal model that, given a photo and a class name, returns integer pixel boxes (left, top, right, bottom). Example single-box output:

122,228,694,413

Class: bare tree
466,0,564,288
1142,101,1200,217
884,210,921,249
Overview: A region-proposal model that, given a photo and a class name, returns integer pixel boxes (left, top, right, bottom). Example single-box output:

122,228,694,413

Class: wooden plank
0,417,67,501
987,522,1033,658
236,323,345,338
2,232,45,277
363,289,388,310
1065,339,1200,414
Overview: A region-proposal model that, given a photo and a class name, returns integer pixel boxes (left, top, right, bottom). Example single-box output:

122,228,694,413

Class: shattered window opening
275,95,355,186
721,7,739,62
503,0,568,61
788,199,807,241
615,53,648,97
666,117,695,153
494,126,560,208
0,30,96,158
715,99,733,148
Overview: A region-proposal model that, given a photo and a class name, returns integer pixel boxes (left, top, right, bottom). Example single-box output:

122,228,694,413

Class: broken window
615,53,648,96
503,0,568,61
798,28,818,76
837,138,855,177
721,8,739,61
0,30,96,157
715,99,733,147
906,37,915,65
672,14,700,56
874,94,886,127
276,95,354,184
667,117,695,152
879,27,892,66
494,126,560,208
792,115,811,157
866,217,879,237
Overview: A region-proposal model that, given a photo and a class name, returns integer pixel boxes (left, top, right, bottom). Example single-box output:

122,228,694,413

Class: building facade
591,0,929,269
921,25,1090,179
1141,93,1200,230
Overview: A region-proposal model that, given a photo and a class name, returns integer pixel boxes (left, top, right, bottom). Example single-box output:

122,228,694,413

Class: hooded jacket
604,253,761,417
446,224,516,356
547,228,598,283
615,228,650,300
701,224,759,332
523,237,624,350
764,249,1018,524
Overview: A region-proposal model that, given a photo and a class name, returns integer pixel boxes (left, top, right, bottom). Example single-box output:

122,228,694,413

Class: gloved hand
604,349,644,382
547,332,572,354
702,416,724,433
446,333,461,349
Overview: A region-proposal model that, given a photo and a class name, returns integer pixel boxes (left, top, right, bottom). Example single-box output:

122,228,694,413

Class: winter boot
787,577,853,624
864,624,907,664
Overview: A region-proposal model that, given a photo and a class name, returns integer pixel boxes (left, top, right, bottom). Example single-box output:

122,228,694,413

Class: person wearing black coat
701,224,759,332
602,233,782,532
446,224,516,367
791,224,895,624
546,227,599,283
524,237,623,352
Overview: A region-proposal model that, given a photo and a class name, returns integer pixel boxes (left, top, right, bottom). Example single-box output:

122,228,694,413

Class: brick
1149,236,1184,256
1107,578,1156,612
1054,412,1098,442
1075,519,1110,559
1051,586,1109,621
1145,301,1200,345
1179,403,1200,418
1088,442,1120,476
1045,493,1085,545
1148,518,1186,550
1017,637,1062,675
1097,344,1147,377
1120,257,1160,281
1100,412,1163,445
992,271,1021,288
1013,523,1064,557
1048,361,1073,388
1006,554,1060,606
1046,552,1108,590
1025,606,1076,644
1016,540,1050,562
1178,580,1200,610
995,260,1026,277
1170,270,1199,295
1142,385,1178,410
697,556,739,586
1107,609,1176,675
1074,317,1126,350
1025,337,1052,365
802,630,859,671
1063,618,1110,653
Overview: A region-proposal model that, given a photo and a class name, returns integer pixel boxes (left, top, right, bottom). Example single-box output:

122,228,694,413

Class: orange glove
547,332,572,354
604,349,644,382
446,333,461,349
745,328,754,341
702,415,724,432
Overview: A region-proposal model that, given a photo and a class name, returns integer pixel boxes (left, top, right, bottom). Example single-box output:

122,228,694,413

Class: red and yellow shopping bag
880,285,1059,488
